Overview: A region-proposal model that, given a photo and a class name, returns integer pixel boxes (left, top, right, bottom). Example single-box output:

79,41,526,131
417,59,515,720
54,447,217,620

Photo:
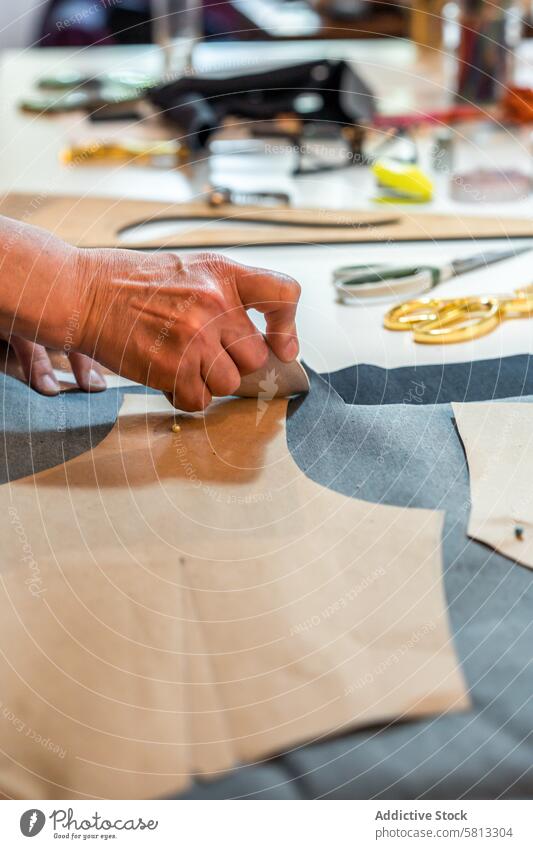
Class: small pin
171,422,181,433
515,525,524,541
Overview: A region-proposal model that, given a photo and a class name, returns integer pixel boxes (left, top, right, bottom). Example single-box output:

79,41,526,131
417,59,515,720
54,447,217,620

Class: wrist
73,246,142,359
0,217,83,350
72,247,108,357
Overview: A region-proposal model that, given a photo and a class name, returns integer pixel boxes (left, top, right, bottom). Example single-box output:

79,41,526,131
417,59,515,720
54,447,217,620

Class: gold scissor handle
501,291,533,318
413,297,500,344
384,290,533,344
384,297,473,332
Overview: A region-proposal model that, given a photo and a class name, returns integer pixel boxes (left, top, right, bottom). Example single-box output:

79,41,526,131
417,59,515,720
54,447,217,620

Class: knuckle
222,372,242,396
176,398,196,412
202,288,226,314
190,252,234,284
247,343,269,373
196,250,226,267
239,338,269,374
31,363,53,380
178,321,209,347
176,395,202,413
197,390,212,410
192,324,210,345
280,275,301,304
179,386,212,412
208,368,240,397
254,340,270,367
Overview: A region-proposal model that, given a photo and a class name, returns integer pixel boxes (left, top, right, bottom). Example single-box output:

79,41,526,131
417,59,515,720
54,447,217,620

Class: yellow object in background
60,138,188,168
372,157,434,203
384,286,533,344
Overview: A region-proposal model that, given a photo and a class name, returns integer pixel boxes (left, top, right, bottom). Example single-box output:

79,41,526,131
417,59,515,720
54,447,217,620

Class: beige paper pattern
0,394,468,799
454,401,533,569
2,193,532,249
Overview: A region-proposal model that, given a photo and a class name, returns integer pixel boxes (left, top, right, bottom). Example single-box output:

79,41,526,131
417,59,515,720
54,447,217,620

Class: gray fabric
323,354,533,406
0,374,150,484
280,374,533,799
177,764,303,800
2,365,533,799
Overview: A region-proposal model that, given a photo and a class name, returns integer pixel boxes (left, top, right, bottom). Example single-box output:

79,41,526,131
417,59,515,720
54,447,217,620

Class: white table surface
1,41,533,375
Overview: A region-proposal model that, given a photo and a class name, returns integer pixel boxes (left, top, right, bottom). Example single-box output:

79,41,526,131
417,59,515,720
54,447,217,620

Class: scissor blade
451,246,531,278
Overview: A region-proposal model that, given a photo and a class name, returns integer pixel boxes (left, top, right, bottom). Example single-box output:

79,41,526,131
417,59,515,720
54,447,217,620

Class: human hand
75,250,301,411
0,333,106,396
0,217,106,396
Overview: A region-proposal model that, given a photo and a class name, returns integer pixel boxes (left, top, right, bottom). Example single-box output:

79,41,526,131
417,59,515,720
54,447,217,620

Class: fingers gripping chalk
234,349,309,399
165,350,309,409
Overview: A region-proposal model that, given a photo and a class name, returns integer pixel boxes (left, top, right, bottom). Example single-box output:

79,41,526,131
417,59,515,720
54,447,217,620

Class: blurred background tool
369,123,433,203
148,60,376,150
432,127,454,174
36,70,156,90
246,125,366,175
334,247,530,305
503,85,533,122
368,129,418,164
448,122,531,202
371,104,487,130
449,168,531,203
20,85,143,114
20,71,151,114
207,187,291,207
384,286,533,344
443,0,523,104
372,159,434,203
152,0,203,74
60,138,188,167
207,138,297,206
35,0,409,46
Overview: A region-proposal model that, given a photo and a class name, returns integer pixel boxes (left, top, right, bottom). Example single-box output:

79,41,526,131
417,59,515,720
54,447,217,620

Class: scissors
334,247,531,305
384,286,533,344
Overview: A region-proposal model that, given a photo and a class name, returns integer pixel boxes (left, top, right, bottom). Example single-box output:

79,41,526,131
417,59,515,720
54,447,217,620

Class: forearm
0,216,80,348
0,215,300,410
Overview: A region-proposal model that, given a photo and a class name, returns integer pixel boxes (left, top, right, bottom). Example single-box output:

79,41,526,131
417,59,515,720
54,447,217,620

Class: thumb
235,265,301,362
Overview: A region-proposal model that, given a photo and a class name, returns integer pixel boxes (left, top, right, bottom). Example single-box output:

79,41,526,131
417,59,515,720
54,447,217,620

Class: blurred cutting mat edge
1,193,533,249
